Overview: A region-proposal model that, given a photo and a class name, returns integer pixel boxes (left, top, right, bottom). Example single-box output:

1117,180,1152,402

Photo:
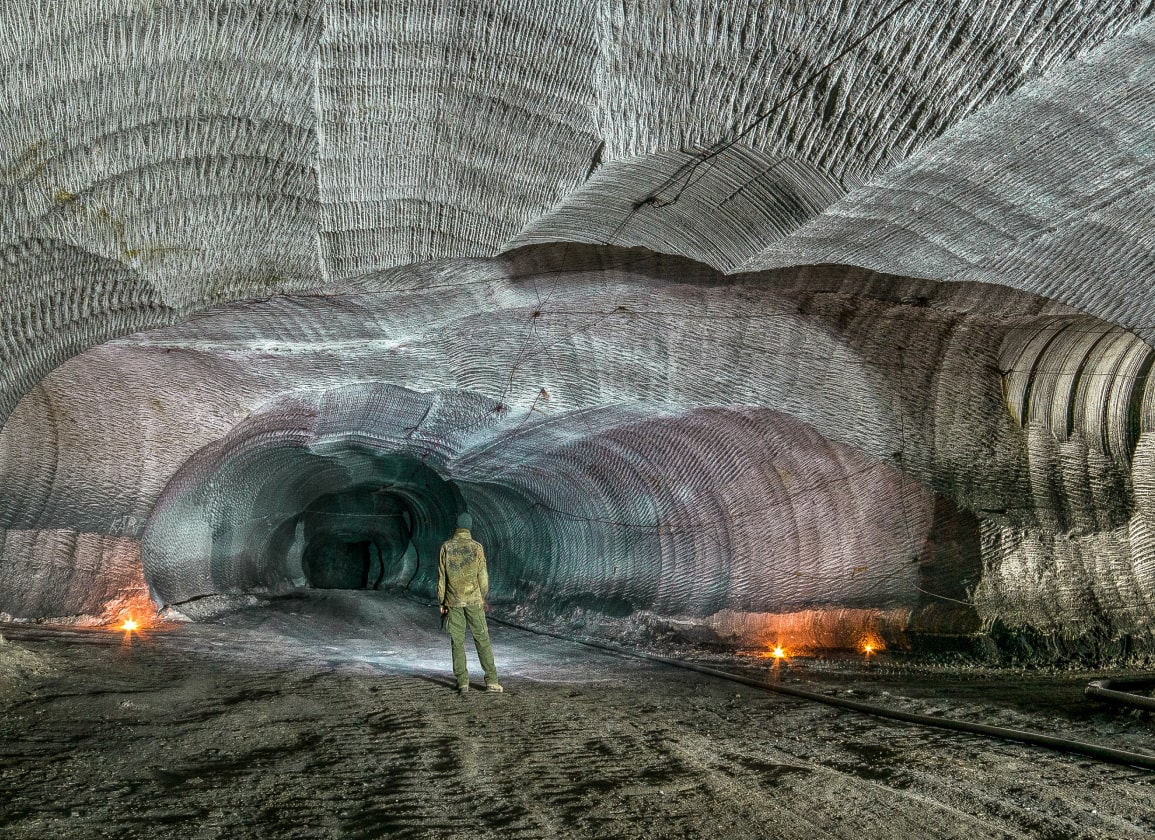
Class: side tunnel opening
298,485,414,590
142,433,465,608
132,382,987,654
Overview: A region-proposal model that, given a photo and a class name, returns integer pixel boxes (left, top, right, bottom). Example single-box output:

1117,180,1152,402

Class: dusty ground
0,591,1152,839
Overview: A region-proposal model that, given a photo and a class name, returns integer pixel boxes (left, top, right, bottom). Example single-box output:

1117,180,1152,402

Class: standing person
438,512,502,694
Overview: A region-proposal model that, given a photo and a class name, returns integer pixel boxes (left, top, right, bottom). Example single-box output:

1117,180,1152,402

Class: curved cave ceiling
0,1,1153,659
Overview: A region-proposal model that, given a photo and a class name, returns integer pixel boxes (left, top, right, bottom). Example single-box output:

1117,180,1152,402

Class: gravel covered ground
1,591,1153,839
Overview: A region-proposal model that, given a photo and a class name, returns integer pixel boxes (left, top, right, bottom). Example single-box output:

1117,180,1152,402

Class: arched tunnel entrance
297,483,414,590
141,399,466,609
136,381,977,652
122,373,999,666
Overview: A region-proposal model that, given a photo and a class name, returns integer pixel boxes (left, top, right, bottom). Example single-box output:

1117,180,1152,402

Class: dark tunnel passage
295,485,413,590
141,414,467,609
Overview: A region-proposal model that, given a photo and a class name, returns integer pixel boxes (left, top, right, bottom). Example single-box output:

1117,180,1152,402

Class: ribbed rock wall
0,3,1153,657
513,5,1155,280
0,248,1147,656
0,0,322,424
0,529,147,623
318,0,602,278
742,18,1155,344
142,387,944,628
591,1,1150,177
2,1,1151,422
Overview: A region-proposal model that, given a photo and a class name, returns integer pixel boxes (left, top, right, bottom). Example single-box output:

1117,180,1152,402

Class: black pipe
488,615,1155,773
1086,678,1155,713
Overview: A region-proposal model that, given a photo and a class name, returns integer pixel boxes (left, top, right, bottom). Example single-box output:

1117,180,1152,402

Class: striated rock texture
0,2,1153,659
742,16,1155,341
0,247,1143,657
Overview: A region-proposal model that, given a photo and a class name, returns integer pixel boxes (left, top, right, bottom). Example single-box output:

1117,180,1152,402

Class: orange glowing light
121,618,139,632
863,643,874,655
771,646,786,659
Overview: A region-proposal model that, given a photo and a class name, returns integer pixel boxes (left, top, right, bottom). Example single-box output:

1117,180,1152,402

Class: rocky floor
1,591,1153,839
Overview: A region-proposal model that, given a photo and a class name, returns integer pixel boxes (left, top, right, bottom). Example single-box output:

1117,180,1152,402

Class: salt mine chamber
4,5,1155,837
0,246,1151,663
0,1,1153,667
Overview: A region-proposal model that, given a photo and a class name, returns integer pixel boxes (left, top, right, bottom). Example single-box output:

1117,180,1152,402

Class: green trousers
446,604,499,687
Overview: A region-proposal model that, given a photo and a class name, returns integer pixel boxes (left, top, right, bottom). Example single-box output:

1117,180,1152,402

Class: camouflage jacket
437,528,489,607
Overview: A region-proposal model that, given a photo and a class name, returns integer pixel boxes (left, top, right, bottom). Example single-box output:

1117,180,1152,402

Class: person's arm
437,544,448,612
477,543,489,602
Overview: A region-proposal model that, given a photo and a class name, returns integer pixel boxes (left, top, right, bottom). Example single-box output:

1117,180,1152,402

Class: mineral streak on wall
0,2,1154,658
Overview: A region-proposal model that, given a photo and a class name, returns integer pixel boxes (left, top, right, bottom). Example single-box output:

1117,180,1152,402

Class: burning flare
120,617,139,632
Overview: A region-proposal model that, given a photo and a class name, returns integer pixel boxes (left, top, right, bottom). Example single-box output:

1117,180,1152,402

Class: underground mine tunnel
1,1,1154,838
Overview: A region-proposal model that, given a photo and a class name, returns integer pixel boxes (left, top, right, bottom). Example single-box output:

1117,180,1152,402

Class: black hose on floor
1086,678,1155,713
489,616,1155,772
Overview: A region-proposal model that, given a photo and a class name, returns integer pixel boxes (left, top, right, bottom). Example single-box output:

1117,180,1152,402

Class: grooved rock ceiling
1,1,1154,657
